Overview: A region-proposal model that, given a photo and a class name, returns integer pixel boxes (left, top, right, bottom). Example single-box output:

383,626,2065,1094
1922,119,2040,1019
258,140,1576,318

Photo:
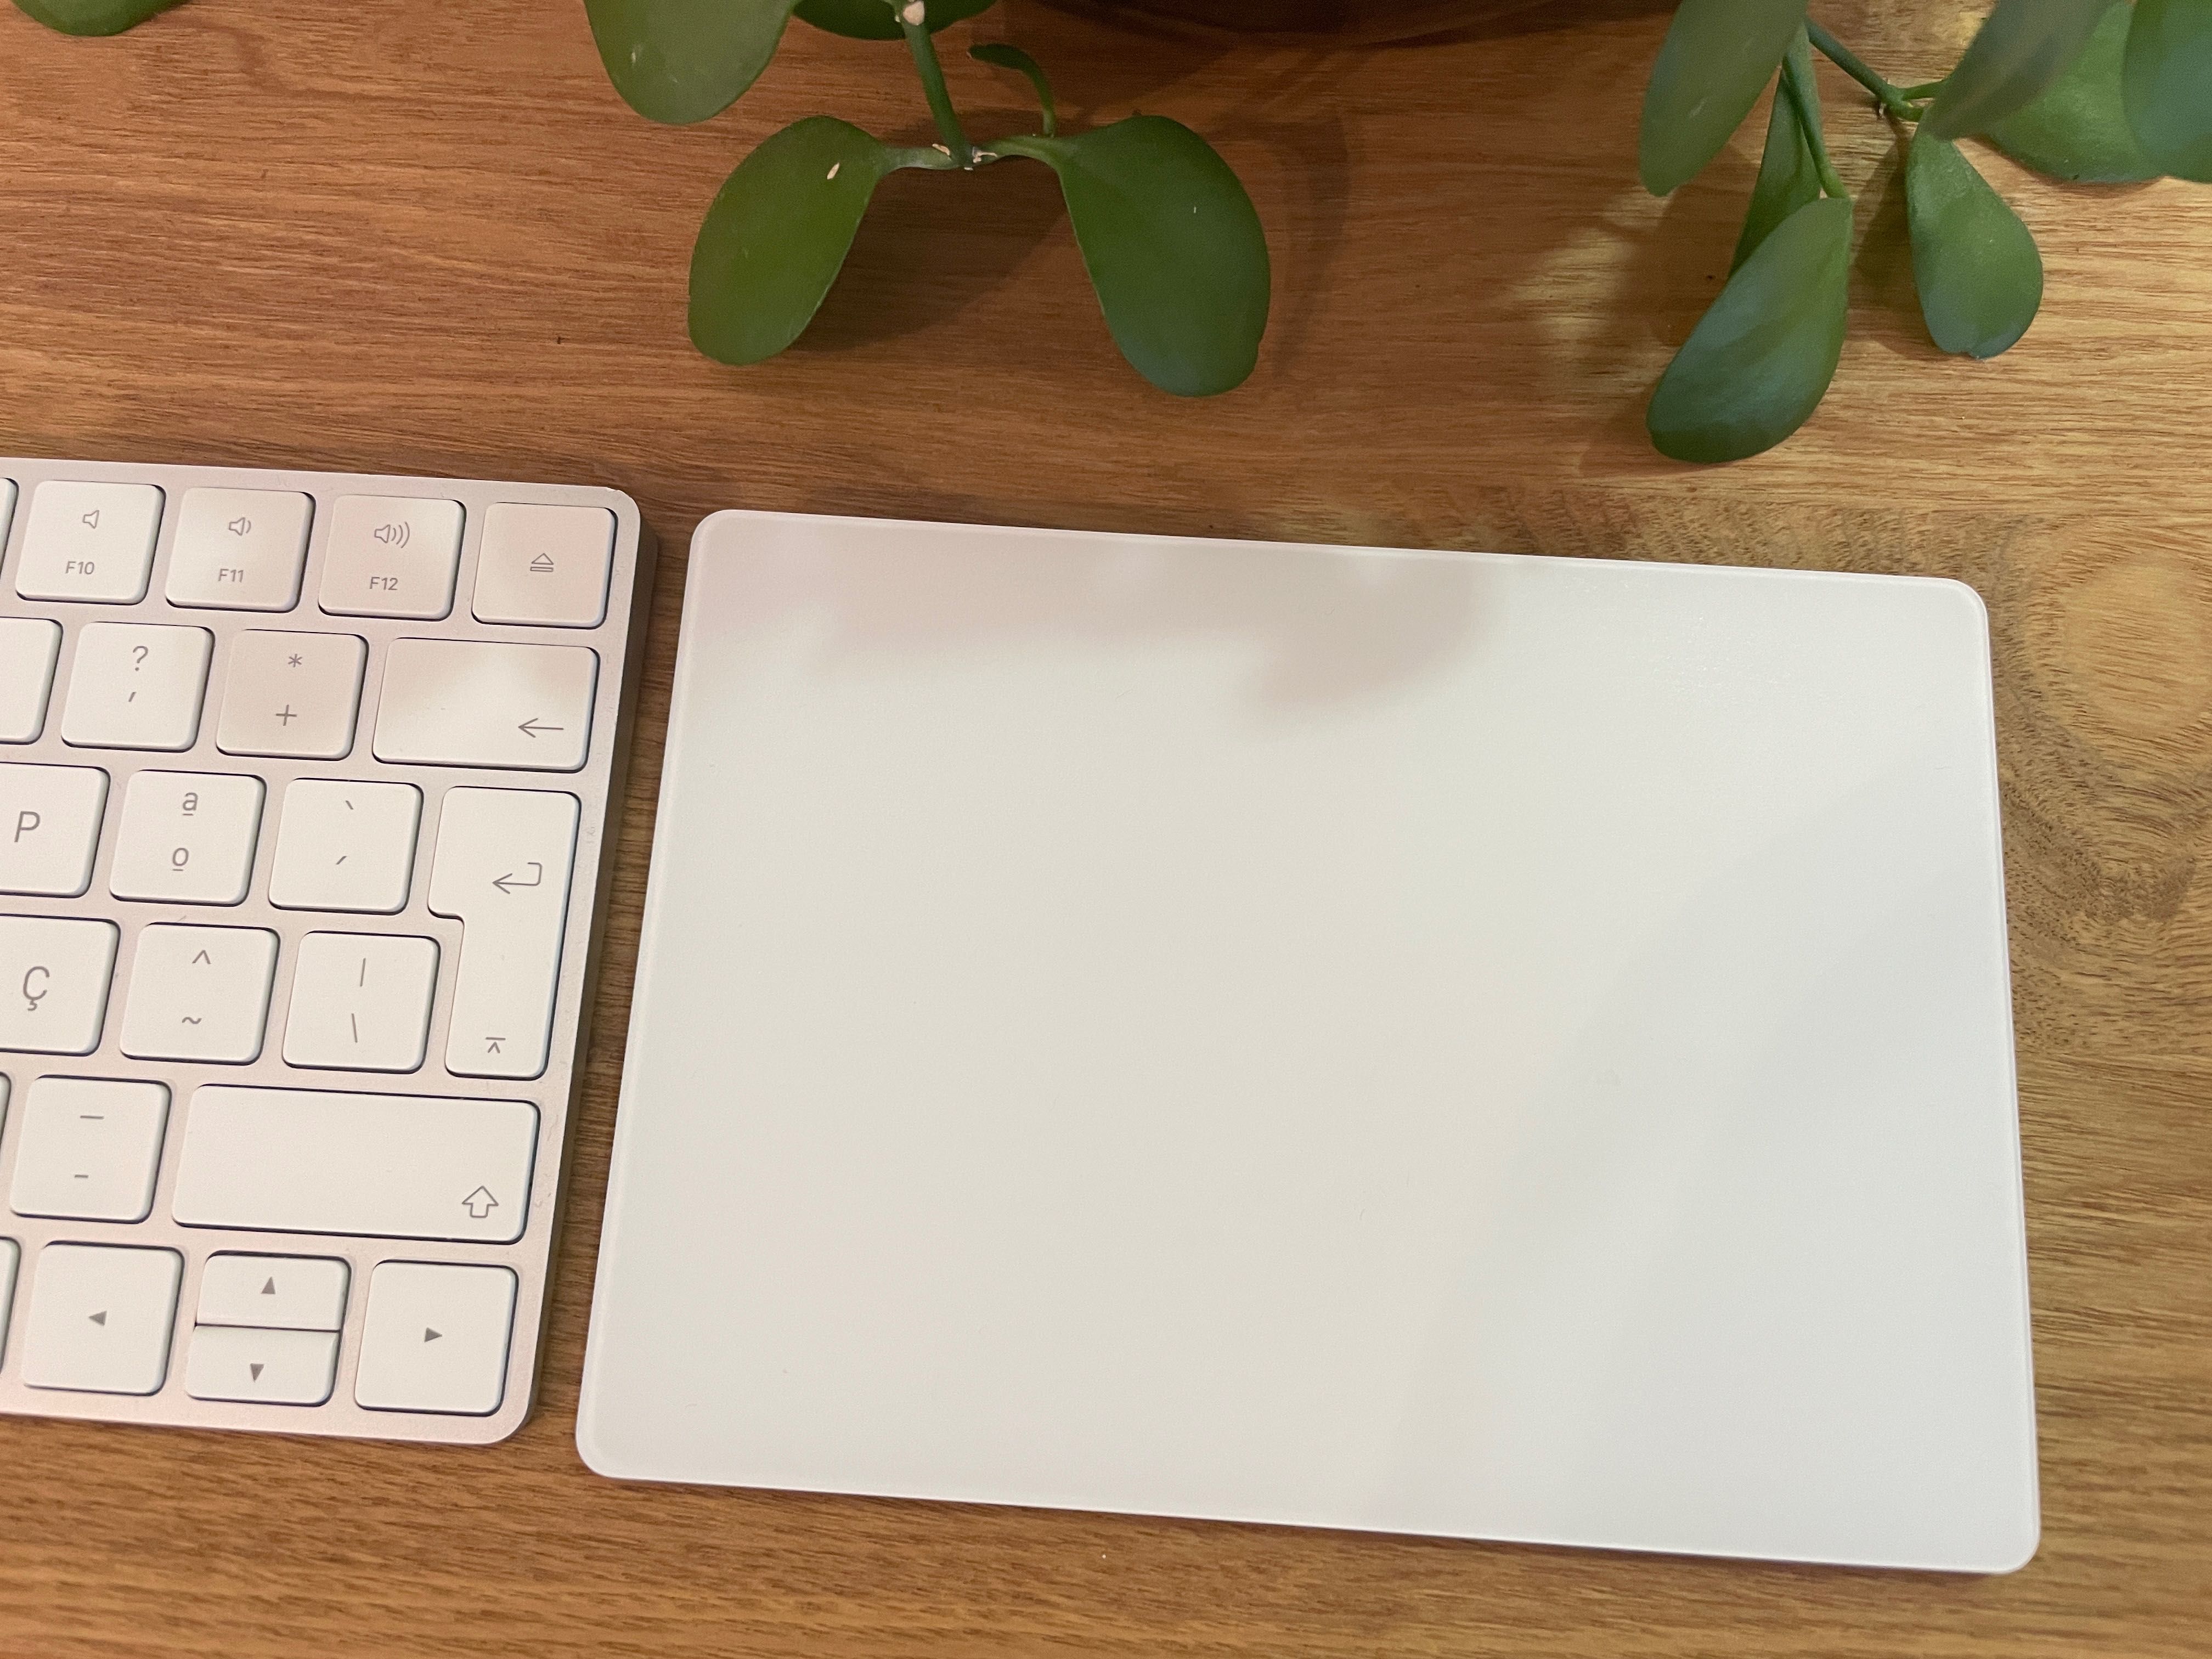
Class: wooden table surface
3,0,2209,1654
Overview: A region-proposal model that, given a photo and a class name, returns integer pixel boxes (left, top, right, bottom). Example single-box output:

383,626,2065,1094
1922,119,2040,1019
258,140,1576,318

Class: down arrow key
181,1326,342,1406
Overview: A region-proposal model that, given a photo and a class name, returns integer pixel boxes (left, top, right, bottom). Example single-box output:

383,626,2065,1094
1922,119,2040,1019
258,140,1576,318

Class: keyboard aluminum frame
0,456,652,1444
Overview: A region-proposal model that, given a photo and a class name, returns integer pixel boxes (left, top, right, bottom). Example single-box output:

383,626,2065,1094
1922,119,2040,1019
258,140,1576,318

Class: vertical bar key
427,787,578,1080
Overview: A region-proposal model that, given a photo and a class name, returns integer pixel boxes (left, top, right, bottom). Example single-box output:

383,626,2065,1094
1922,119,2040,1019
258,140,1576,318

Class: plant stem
886,144,964,171
1782,50,1849,200
1806,19,1923,121
899,7,974,166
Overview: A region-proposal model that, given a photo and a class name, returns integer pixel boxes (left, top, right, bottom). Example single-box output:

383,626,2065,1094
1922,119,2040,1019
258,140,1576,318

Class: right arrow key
356,1262,517,1416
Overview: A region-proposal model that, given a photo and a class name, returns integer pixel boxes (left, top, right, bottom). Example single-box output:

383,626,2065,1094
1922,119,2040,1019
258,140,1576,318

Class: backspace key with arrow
373,637,596,771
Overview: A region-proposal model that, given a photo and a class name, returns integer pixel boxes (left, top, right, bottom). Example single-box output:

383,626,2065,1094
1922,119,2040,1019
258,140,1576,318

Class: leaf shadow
794,113,1071,353
1568,136,1764,478
1850,136,1944,364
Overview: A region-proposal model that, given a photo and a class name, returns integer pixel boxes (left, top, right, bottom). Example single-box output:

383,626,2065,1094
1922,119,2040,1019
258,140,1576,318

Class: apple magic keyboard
0,457,650,1442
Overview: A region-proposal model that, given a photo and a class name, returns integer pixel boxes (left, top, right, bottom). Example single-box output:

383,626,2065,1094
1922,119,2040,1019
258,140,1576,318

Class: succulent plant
583,0,1271,395
1640,0,2211,462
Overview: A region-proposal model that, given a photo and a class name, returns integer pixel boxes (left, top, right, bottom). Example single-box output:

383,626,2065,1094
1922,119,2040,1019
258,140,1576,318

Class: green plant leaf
1647,194,1851,462
970,41,1057,135
1639,0,1808,196
1982,1,2159,180
1923,0,2111,139
689,117,895,365
1906,131,2044,356
1732,30,1824,271
1000,117,1269,397
10,0,180,34
2124,0,2212,180
584,0,810,125
794,0,995,43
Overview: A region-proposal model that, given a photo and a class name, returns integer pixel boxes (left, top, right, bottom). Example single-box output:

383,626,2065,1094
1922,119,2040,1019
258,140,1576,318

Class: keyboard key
0,763,108,897
0,1237,16,1364
427,788,579,1080
20,1243,182,1395
267,778,420,913
0,618,62,743
214,629,366,760
119,923,279,1063
60,622,213,751
172,1086,536,1244
184,1324,340,1405
197,1252,348,1330
374,639,596,772
166,488,314,611
14,481,163,605
354,1262,516,1415
8,1077,170,1223
283,932,438,1073
473,503,616,628
0,915,119,1054
109,771,264,906
319,496,464,620
0,477,13,543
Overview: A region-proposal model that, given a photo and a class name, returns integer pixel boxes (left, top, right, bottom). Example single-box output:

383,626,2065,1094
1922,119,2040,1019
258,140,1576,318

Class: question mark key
57,623,215,752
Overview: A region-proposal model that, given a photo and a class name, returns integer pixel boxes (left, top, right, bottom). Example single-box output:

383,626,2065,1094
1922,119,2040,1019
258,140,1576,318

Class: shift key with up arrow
428,787,580,1081
173,1087,537,1245
373,637,597,772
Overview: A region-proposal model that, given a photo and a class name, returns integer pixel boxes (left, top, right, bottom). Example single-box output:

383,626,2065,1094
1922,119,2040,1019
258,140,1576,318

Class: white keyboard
0,458,650,1443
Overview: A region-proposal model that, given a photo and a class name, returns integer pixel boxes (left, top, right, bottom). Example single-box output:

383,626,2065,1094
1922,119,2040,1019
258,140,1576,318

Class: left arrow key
20,1243,182,1395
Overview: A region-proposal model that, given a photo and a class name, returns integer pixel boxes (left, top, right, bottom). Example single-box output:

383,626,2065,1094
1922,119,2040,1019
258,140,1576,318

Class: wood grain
2,0,2209,1654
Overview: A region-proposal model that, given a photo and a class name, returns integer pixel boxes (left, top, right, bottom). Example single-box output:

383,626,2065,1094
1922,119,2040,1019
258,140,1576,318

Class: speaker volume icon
371,521,412,549
227,517,253,538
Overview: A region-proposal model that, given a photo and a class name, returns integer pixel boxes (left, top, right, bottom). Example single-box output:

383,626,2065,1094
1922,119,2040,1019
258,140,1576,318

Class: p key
0,764,108,898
